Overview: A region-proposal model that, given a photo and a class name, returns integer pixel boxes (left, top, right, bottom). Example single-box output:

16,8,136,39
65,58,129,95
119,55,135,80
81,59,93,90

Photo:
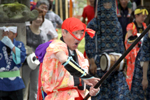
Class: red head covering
62,17,95,41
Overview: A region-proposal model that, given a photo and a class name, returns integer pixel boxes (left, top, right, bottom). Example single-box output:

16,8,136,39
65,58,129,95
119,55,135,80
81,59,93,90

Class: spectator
45,0,63,29
0,26,26,100
125,6,148,90
22,9,50,100
27,0,58,39
117,0,132,18
36,0,58,39
117,0,130,42
35,17,100,100
82,0,95,24
85,1,131,100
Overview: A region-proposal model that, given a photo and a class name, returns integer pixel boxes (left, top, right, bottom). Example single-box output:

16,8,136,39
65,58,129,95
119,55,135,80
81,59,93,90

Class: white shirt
40,19,58,38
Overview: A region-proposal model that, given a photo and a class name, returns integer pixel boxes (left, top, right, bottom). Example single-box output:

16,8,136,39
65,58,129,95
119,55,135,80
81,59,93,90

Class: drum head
100,54,108,71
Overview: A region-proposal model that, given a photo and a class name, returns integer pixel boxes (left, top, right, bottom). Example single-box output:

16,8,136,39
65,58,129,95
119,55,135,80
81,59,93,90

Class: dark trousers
0,89,23,100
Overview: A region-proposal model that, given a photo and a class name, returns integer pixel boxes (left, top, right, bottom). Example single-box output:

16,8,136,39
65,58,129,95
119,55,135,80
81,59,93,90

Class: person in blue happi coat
0,26,26,100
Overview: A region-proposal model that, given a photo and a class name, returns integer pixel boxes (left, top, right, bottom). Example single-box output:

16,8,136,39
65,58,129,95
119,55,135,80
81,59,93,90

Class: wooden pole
87,0,89,5
59,0,63,20
55,0,58,14
69,0,73,17
141,0,144,6
65,0,68,19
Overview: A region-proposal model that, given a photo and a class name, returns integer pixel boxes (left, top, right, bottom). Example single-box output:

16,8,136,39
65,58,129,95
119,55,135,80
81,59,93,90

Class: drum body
100,52,125,71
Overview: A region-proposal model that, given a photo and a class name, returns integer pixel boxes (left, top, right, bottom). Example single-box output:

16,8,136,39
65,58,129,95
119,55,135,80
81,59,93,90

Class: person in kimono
125,6,148,90
36,17,100,100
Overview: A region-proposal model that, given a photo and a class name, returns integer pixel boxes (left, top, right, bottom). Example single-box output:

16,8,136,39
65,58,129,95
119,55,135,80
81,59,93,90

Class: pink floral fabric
41,40,89,100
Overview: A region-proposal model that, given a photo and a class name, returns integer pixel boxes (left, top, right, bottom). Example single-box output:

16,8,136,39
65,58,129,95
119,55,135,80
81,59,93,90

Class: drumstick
84,24,150,100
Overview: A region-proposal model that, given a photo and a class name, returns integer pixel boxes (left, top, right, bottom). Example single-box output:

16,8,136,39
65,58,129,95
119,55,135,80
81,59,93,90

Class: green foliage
78,37,85,53
76,0,87,8
74,0,87,15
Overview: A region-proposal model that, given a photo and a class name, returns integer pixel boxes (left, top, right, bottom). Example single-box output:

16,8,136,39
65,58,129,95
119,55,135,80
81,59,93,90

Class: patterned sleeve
19,42,26,64
85,18,97,59
46,40,68,55
140,33,150,61
126,23,133,31
14,41,26,67
143,23,147,29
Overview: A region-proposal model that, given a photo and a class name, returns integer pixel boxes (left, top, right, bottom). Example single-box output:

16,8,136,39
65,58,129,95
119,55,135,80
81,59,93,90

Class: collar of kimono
134,9,149,15
61,17,95,41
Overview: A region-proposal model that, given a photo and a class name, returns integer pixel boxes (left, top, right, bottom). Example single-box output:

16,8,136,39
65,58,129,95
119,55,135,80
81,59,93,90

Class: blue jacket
0,39,26,91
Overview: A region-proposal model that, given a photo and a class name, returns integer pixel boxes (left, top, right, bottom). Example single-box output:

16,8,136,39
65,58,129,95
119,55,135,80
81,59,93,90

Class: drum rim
100,53,108,71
